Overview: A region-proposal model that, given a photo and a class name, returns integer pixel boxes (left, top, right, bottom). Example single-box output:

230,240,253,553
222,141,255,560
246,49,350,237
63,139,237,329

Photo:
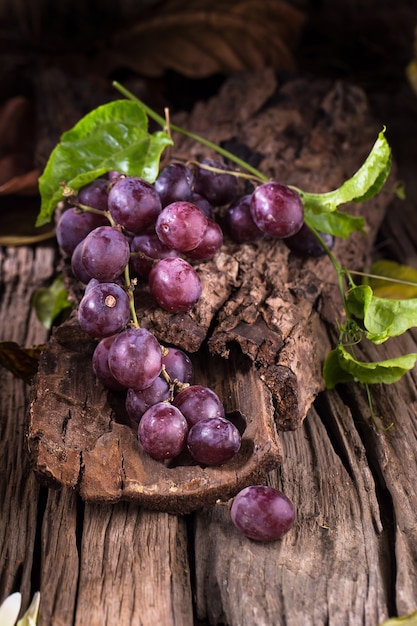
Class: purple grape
148,257,202,313
130,232,177,279
190,193,214,219
92,335,126,391
284,223,335,257
161,347,193,384
71,240,93,284
250,182,304,238
56,207,109,256
173,384,224,427
155,201,208,252
230,485,295,542
138,402,189,460
108,176,162,234
187,416,241,465
154,162,194,207
125,377,171,424
78,282,130,338
108,327,162,390
107,171,124,183
186,218,223,261
81,226,130,281
77,178,110,212
193,158,239,206
226,194,264,243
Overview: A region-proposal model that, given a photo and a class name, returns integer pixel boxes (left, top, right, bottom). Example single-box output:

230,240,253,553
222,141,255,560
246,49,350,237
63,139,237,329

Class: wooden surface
2,71,417,625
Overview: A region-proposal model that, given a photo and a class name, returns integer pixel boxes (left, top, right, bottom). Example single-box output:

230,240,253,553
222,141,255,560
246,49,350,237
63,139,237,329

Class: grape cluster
55,157,309,537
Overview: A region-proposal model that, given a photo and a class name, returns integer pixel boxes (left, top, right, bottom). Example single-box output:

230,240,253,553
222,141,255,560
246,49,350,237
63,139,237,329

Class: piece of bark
28,318,281,512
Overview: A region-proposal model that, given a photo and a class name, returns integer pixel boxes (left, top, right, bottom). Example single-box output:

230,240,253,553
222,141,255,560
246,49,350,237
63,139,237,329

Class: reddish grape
230,485,295,542
71,240,93,284
148,257,202,313
138,402,189,460
193,158,238,206
155,201,208,252
81,226,130,281
125,378,171,424
186,218,223,261
56,207,109,256
162,346,193,385
154,162,194,207
226,194,264,243
173,384,224,427
250,182,304,238
284,223,335,257
108,328,162,390
130,232,177,279
92,335,126,391
187,416,241,465
77,178,110,212
78,282,130,338
108,176,162,234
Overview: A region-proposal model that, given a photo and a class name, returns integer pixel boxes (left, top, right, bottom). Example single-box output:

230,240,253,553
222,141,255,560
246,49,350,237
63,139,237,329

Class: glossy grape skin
138,402,189,460
230,485,295,542
125,377,171,424
161,347,193,385
78,282,130,338
226,194,264,243
56,207,109,256
130,233,177,279
186,218,223,261
71,240,93,284
81,226,130,282
193,158,239,206
284,223,335,258
108,176,162,234
173,385,224,427
154,162,194,207
187,416,241,465
108,327,162,390
155,201,208,252
190,193,214,219
77,178,110,212
92,335,126,391
148,257,202,313
250,182,304,238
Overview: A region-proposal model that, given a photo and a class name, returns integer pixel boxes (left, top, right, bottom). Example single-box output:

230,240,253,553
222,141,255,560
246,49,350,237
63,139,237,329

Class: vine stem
112,81,269,183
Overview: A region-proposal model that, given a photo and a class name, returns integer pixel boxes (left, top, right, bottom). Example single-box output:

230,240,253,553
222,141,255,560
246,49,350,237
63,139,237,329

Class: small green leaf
32,275,73,329
368,259,417,299
324,344,417,387
37,100,173,226
346,284,417,344
300,128,391,215
379,610,417,625
305,211,366,239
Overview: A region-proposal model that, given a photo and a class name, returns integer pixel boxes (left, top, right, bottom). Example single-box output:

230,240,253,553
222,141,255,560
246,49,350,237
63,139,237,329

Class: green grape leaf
379,610,417,626
368,259,417,299
37,100,173,226
32,275,73,329
305,211,366,239
323,344,417,388
300,128,392,215
346,284,417,344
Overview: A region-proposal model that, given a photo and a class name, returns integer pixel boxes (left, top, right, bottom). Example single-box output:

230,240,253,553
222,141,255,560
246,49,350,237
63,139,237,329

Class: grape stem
112,81,269,183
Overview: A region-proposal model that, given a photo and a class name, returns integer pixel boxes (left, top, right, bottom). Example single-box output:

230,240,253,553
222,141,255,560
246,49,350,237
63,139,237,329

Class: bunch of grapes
54,157,315,540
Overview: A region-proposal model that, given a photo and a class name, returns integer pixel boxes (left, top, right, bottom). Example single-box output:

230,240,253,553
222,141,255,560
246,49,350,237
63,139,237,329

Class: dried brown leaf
109,0,306,78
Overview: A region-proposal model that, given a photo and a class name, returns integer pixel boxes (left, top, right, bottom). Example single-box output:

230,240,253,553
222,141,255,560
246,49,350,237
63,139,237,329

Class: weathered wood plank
193,396,390,626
